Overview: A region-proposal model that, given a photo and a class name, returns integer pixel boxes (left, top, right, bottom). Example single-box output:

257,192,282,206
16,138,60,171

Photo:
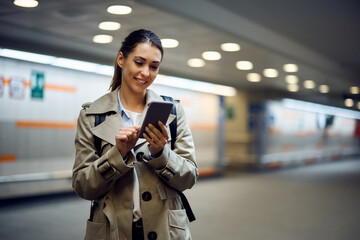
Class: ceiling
0,0,359,110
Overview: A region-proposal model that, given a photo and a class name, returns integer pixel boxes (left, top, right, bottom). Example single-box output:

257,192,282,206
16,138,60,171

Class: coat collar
88,87,176,147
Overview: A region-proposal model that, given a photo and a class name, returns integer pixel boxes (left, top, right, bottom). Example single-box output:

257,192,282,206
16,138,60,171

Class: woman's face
118,42,162,94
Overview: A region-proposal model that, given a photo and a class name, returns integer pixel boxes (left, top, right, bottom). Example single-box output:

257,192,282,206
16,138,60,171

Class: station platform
1,158,360,240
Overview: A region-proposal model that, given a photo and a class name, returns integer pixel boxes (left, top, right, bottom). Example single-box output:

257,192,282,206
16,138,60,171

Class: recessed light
350,86,359,94
93,34,113,44
344,98,354,107
221,43,240,52
98,22,121,31
247,73,261,82
263,68,278,78
357,101,360,110
319,85,330,93
14,0,38,8
107,5,132,15
287,84,299,92
236,61,253,70
283,64,298,72
285,75,298,84
304,80,316,89
161,39,179,48
187,58,205,68
202,51,221,61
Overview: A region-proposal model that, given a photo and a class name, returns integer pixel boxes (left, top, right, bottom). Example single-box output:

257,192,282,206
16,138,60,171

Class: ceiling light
287,84,299,92
263,68,278,78
14,0,38,8
161,39,179,48
344,98,354,107
221,43,240,52
236,61,253,70
107,5,132,15
98,22,121,31
357,102,360,110
319,85,330,93
202,51,221,61
247,73,261,82
304,80,316,89
187,58,205,68
350,86,359,94
283,64,298,72
92,34,113,44
285,75,298,84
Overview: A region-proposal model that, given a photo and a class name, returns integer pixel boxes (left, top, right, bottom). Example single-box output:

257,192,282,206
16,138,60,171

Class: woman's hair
109,29,164,91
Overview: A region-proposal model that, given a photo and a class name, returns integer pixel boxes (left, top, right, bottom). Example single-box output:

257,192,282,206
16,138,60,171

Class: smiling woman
72,29,198,240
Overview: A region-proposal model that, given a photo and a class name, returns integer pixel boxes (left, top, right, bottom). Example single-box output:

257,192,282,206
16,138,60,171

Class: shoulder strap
160,95,196,222
160,95,177,150
94,114,106,156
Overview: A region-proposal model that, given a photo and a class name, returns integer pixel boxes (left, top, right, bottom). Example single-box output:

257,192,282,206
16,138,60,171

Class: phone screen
139,101,173,138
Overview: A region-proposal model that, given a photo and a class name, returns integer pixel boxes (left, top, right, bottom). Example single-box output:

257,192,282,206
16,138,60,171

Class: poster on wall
10,77,25,99
31,70,45,99
0,77,3,97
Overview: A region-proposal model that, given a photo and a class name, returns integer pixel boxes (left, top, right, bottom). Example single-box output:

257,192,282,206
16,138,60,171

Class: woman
72,29,198,240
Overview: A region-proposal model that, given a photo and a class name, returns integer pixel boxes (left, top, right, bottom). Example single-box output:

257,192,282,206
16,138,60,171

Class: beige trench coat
72,87,198,240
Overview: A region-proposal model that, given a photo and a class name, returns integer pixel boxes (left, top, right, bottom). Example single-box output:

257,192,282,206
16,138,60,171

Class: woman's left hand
144,121,169,157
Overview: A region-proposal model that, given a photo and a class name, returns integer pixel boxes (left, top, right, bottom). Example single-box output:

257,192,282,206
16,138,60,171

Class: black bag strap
160,95,196,222
94,114,106,156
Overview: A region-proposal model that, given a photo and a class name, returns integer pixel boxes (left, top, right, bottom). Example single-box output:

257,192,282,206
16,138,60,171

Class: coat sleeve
72,108,135,200
143,101,199,192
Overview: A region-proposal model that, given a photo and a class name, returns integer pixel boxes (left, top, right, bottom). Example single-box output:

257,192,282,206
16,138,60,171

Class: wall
0,57,221,198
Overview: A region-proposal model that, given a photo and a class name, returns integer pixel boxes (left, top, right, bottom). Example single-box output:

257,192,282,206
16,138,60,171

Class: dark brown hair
109,29,164,91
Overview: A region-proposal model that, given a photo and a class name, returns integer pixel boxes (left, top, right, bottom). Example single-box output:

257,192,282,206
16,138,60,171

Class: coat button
142,191,152,201
148,231,157,240
136,152,144,162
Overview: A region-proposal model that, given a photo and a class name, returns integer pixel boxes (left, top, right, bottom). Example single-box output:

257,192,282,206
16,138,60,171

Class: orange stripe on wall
190,123,217,131
281,144,294,152
16,120,76,129
24,81,31,87
44,83,76,93
198,167,217,177
3,78,10,85
0,154,16,163
266,161,283,170
3,79,76,93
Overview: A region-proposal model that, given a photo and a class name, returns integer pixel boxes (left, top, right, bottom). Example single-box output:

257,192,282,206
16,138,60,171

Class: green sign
31,70,45,99
226,106,234,119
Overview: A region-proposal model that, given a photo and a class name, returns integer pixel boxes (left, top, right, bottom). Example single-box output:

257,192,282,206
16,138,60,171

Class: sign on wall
10,77,25,99
31,70,45,99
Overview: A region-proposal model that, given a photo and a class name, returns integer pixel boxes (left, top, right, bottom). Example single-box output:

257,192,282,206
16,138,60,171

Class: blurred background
0,0,359,239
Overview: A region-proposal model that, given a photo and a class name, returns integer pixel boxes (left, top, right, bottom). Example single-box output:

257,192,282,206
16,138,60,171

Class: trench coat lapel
91,113,124,146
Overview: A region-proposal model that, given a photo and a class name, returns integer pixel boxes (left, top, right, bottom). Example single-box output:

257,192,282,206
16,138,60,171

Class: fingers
144,121,168,145
116,127,139,143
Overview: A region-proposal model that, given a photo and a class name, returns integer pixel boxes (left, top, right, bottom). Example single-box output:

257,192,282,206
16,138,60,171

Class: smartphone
139,101,173,138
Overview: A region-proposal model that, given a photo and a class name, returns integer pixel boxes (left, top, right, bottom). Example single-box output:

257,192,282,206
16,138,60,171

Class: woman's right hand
115,126,140,158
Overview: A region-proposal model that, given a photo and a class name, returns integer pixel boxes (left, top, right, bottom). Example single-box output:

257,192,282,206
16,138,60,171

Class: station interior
1,1,360,239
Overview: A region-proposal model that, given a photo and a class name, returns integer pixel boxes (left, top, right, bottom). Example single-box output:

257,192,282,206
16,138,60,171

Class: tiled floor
1,158,360,240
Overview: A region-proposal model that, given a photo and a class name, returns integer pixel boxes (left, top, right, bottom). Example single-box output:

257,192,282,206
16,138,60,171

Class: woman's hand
144,121,169,157
115,126,140,158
